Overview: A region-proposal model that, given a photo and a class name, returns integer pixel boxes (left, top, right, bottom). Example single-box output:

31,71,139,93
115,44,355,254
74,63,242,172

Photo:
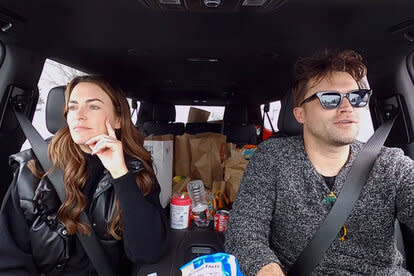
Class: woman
0,76,169,275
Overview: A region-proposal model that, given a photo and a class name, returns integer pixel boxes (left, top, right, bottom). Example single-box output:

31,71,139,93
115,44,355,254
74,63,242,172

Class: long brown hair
292,49,367,107
43,75,154,240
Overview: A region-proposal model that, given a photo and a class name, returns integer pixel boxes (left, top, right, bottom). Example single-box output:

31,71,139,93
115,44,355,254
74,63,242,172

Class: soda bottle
187,180,210,227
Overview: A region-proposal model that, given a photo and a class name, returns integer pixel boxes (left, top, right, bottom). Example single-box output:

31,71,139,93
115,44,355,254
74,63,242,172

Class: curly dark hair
291,49,367,107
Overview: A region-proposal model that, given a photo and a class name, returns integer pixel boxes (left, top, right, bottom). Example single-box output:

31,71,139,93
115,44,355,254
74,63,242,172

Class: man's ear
293,107,305,124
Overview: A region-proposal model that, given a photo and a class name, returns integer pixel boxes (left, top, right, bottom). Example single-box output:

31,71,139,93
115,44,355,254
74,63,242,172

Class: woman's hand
85,119,128,178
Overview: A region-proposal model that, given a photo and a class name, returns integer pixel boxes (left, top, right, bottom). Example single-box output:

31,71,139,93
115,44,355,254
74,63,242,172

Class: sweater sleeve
111,172,170,263
0,184,40,276
224,142,281,276
394,149,414,231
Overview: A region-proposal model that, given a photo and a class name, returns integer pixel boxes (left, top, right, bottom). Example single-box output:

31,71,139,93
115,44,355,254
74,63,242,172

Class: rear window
175,105,225,123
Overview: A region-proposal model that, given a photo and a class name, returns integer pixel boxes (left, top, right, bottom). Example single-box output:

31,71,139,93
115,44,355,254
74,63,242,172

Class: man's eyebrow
68,98,105,104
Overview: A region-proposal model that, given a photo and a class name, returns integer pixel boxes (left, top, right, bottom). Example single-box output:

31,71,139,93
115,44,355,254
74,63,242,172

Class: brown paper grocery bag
172,176,191,195
224,150,248,202
174,133,193,177
190,132,226,189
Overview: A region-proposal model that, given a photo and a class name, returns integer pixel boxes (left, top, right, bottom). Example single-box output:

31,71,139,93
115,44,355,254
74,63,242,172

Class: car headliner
0,0,413,105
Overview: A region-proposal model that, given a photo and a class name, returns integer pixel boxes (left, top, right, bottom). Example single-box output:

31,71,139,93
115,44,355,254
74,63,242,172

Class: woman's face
66,82,121,153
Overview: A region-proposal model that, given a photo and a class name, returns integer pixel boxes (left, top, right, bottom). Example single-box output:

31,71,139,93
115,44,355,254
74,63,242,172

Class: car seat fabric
46,86,66,134
185,122,221,135
135,101,154,136
143,103,185,136
277,92,303,136
223,104,257,147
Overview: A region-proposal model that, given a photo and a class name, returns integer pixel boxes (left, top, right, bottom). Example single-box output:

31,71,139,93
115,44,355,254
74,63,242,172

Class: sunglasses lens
349,90,370,107
320,93,342,109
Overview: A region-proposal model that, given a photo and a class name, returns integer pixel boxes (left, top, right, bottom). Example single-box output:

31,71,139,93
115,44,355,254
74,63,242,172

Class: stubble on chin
328,125,360,146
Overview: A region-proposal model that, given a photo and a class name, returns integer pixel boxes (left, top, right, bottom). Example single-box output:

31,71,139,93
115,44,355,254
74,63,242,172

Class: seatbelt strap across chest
14,110,116,276
289,114,398,276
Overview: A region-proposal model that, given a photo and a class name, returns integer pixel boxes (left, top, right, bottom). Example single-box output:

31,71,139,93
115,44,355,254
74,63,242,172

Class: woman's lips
73,126,91,131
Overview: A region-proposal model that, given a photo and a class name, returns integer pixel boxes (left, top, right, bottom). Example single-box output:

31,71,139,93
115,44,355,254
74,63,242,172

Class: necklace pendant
322,192,337,206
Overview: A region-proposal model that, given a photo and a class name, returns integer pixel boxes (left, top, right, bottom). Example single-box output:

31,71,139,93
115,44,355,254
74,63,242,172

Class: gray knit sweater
225,136,414,276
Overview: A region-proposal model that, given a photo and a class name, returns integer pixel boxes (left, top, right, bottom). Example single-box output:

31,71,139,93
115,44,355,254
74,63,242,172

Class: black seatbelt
14,110,116,276
289,113,398,276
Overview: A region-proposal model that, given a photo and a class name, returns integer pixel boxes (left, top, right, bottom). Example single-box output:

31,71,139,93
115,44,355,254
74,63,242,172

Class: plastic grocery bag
180,252,243,276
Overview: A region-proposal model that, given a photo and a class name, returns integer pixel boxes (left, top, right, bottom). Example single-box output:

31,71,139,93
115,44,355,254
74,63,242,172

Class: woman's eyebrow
68,98,105,104
85,98,104,104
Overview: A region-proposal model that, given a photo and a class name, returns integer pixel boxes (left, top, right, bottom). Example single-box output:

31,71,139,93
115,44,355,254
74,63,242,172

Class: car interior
0,0,413,275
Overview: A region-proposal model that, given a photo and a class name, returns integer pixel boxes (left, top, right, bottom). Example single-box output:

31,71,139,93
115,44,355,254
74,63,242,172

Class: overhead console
136,0,286,12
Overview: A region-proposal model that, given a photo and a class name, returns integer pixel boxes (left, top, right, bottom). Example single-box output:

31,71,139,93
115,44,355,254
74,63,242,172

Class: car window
261,101,281,131
356,108,374,142
175,105,224,123
21,59,87,150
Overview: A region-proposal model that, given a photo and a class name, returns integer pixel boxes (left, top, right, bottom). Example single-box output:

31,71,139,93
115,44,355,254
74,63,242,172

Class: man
225,49,414,276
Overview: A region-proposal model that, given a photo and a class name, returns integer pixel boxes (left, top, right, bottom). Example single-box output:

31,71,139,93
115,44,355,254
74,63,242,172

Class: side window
21,59,86,150
260,101,281,132
129,99,140,125
357,108,374,142
175,105,225,123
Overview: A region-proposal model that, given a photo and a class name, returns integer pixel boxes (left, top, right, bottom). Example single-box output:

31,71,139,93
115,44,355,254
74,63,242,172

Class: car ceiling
0,0,413,105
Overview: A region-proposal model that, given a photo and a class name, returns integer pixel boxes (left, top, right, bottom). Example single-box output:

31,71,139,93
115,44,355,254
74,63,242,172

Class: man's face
66,82,121,152
294,71,362,146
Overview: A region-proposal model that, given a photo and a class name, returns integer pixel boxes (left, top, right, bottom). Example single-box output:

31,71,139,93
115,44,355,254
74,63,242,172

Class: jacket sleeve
394,149,414,231
0,182,40,276
112,171,170,264
224,142,281,276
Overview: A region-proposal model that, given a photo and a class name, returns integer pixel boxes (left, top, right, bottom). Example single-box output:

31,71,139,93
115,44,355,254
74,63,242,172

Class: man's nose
338,97,353,112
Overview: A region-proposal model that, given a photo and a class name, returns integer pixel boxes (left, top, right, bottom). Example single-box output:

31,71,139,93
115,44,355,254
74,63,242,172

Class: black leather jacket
7,149,153,275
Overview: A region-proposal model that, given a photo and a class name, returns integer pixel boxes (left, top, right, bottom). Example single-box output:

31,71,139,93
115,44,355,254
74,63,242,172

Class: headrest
152,103,176,122
247,104,262,125
223,104,249,124
277,92,303,136
46,86,66,134
136,101,154,126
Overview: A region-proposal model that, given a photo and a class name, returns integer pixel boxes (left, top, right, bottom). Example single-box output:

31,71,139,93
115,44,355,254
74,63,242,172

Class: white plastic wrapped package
180,252,243,276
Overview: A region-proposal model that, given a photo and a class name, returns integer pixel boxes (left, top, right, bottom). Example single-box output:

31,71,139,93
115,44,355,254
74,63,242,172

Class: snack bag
180,253,243,276
240,144,257,160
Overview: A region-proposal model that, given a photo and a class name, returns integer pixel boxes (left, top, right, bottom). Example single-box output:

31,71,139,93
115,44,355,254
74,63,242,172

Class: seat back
223,104,257,147
142,103,185,136
135,101,154,135
277,91,302,136
185,122,221,135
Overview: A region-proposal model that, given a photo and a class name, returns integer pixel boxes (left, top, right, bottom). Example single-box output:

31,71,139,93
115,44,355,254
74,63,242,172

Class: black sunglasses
299,89,372,109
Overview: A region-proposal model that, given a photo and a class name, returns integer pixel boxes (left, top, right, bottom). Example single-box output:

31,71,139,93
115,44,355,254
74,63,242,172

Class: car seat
45,86,66,135
135,101,154,136
142,103,185,136
223,103,257,147
185,122,221,135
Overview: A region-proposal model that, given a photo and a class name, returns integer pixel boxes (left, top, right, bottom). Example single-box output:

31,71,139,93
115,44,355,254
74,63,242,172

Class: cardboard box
144,134,174,208
187,107,210,123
